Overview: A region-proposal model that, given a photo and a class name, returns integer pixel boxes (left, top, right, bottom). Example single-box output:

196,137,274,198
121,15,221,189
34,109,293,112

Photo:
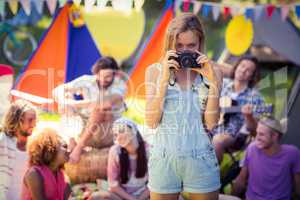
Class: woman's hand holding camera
192,51,222,90
161,50,180,81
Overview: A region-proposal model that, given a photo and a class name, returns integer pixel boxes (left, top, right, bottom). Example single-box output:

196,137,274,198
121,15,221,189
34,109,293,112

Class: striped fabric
0,132,17,200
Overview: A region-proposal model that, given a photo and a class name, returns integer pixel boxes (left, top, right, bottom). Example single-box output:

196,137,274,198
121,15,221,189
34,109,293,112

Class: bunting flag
59,0,67,7
0,0,5,18
97,0,108,9
73,0,81,5
245,7,254,21
84,0,95,11
212,5,220,21
112,0,133,13
183,0,191,12
281,5,290,21
33,0,44,14
266,4,275,18
295,5,300,19
20,0,31,15
126,0,174,99
202,4,212,18
193,1,201,15
46,0,58,15
223,6,231,20
8,0,19,15
255,5,264,21
134,0,145,11
230,6,240,17
14,2,101,109
175,0,299,22
4,0,300,23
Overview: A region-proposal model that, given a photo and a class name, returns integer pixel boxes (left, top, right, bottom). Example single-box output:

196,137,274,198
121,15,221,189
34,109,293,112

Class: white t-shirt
53,74,127,118
7,149,28,200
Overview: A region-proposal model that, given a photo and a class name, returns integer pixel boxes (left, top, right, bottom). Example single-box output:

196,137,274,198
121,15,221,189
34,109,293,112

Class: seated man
212,56,266,162
53,56,126,120
232,117,300,200
53,56,127,153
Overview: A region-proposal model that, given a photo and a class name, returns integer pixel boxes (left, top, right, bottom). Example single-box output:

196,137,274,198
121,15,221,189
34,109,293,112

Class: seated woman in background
90,117,149,200
22,127,71,200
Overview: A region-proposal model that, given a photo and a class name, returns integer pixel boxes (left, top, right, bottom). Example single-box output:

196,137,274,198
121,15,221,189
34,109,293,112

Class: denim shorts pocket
148,151,164,174
202,150,219,170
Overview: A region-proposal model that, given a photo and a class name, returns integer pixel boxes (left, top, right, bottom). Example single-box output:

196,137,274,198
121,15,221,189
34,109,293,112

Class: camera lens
181,56,193,68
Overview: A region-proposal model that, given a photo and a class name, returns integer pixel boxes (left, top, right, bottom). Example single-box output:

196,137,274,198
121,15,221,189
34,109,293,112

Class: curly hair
0,100,36,138
27,127,61,167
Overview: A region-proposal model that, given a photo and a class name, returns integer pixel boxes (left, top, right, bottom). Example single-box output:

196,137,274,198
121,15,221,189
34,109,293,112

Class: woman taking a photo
145,13,222,200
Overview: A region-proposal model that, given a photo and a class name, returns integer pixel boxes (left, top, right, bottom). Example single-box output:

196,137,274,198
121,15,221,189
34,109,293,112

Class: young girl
22,127,71,200
145,13,222,200
90,117,149,200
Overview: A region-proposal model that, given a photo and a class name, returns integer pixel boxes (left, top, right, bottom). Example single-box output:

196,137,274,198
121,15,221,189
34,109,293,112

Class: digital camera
169,51,202,69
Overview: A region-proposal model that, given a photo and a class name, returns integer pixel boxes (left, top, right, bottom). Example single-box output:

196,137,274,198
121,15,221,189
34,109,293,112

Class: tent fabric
66,21,101,82
13,2,101,104
253,11,300,66
126,0,174,99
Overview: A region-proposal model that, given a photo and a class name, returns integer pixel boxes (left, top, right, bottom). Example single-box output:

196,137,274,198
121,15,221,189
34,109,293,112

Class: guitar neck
221,105,272,114
222,106,242,113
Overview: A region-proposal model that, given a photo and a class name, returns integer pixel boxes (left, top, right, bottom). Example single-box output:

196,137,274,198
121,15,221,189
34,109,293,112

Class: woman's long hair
231,56,260,88
164,13,206,54
119,130,148,184
0,100,36,138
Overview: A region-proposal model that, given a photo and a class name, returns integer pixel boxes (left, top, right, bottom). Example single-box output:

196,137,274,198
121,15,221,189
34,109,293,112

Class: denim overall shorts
148,73,220,194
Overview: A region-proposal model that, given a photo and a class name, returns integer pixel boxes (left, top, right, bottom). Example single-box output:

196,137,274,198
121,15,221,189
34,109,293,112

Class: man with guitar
212,56,267,163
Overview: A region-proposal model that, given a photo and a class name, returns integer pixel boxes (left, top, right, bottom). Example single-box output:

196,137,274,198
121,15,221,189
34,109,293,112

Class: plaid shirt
213,78,265,136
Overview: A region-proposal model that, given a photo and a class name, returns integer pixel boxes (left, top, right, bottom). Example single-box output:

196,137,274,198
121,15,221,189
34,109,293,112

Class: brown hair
27,127,62,167
164,13,205,54
231,56,260,88
1,100,36,138
91,56,119,75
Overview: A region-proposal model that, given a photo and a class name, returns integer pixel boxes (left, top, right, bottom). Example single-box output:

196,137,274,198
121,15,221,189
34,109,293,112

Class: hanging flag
97,0,108,9
223,6,231,20
0,0,5,18
8,0,19,15
193,1,201,15
112,0,133,13
266,4,275,18
134,0,144,11
20,0,31,15
183,0,191,12
254,5,264,20
295,5,300,19
73,0,81,5
175,0,183,12
245,7,254,21
212,5,220,21
230,5,240,16
281,5,289,21
59,0,67,7
46,0,58,15
85,0,95,11
33,0,44,14
202,4,212,18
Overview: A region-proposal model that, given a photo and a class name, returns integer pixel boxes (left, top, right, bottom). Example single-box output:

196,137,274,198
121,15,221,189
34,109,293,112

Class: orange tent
126,1,174,100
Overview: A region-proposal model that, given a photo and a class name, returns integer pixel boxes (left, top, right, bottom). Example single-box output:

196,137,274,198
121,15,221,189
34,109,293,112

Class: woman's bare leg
150,192,180,200
189,191,219,200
